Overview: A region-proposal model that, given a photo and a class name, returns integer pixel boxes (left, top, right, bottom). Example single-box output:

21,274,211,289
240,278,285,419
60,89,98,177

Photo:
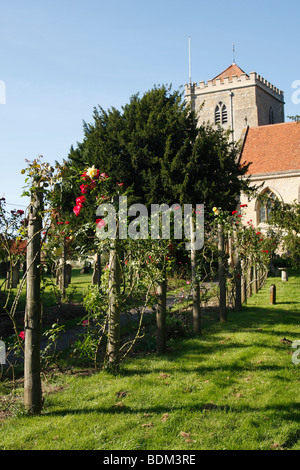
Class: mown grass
1,268,93,313
0,270,299,450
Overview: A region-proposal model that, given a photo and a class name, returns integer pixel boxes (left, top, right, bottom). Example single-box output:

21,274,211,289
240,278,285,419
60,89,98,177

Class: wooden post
107,237,121,369
156,270,167,354
57,241,67,296
5,261,20,289
270,284,276,304
92,253,99,285
234,256,242,311
232,229,242,311
190,215,201,334
248,265,252,298
92,253,101,287
65,263,72,287
97,253,101,288
241,260,247,304
218,223,227,322
253,264,258,294
24,189,43,415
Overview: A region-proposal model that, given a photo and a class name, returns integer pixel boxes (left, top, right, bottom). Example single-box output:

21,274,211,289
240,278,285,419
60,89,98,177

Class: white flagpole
189,36,192,86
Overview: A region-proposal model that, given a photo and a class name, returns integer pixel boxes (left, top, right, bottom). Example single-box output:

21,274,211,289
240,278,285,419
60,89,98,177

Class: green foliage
41,323,65,370
66,85,251,212
173,124,251,212
268,200,300,268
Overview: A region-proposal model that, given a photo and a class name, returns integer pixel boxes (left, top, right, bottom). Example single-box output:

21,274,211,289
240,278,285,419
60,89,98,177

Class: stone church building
185,62,300,229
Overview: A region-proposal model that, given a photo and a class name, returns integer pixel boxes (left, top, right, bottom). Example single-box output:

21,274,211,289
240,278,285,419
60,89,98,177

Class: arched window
215,102,228,125
257,188,278,224
215,104,221,124
269,107,274,124
222,104,228,123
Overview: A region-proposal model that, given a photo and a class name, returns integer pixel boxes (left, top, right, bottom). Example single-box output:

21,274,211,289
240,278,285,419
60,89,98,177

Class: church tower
185,63,285,142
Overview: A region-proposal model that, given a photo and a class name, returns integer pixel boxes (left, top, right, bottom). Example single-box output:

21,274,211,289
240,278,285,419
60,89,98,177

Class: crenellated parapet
185,71,284,102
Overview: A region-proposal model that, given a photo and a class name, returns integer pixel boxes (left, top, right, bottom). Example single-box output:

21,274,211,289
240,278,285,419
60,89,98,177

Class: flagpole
189,36,192,86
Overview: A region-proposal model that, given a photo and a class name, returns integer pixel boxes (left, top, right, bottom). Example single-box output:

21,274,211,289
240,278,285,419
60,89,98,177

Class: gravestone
279,268,288,282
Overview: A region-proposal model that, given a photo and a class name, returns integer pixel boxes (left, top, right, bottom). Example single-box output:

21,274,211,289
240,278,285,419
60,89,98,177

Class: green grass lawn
0,270,299,450
1,268,93,313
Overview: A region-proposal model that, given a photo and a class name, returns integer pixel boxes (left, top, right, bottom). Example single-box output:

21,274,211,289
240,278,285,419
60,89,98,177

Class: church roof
239,122,300,175
212,63,249,83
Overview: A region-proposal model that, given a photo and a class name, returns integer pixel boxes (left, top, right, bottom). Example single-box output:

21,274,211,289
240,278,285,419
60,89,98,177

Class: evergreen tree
67,85,197,207
66,86,250,212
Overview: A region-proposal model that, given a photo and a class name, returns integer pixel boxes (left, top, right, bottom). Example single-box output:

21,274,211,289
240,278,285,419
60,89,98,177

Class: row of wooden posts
15,189,272,414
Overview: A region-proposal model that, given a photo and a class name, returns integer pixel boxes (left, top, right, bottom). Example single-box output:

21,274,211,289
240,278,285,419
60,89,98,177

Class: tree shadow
45,400,300,427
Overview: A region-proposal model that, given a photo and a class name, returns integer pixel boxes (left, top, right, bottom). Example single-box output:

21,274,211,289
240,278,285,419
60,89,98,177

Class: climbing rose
80,184,88,194
19,331,25,340
76,195,86,205
96,218,106,228
86,165,99,179
73,205,81,217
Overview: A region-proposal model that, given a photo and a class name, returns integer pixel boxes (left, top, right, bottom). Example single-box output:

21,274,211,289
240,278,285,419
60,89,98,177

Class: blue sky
1,0,299,209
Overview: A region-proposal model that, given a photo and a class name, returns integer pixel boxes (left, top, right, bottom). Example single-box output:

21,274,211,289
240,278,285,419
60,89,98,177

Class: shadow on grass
44,401,300,424
278,301,300,305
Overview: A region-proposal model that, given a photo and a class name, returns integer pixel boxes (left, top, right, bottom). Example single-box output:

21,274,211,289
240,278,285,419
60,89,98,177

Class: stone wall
185,70,284,143
239,171,300,228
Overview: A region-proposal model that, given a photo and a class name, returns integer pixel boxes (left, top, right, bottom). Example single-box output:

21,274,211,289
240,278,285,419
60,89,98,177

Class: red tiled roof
239,122,300,175
212,63,248,83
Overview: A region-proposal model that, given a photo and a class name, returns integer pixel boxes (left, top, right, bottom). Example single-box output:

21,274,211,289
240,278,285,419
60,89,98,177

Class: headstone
279,268,288,281
5,261,20,289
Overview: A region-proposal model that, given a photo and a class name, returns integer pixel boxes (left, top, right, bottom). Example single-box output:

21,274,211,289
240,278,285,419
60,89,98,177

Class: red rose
73,205,81,217
80,184,88,194
96,218,106,228
76,196,86,206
